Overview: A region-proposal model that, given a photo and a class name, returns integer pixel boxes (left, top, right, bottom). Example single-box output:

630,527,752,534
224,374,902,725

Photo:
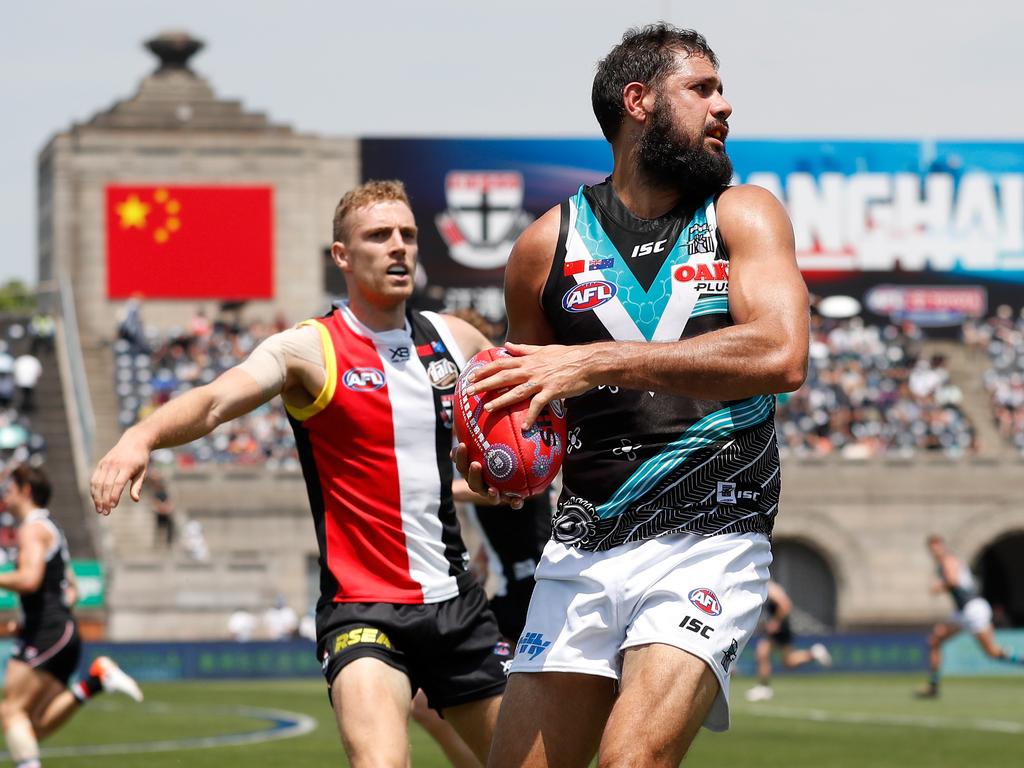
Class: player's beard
636,99,733,199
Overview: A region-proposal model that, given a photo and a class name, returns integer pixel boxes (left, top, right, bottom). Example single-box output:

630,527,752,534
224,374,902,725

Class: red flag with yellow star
106,185,274,299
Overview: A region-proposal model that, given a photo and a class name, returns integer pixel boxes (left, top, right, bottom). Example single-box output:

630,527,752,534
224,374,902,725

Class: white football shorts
952,597,993,634
511,531,772,732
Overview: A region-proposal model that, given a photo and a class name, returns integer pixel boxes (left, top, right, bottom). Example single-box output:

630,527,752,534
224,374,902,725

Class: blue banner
362,138,1024,324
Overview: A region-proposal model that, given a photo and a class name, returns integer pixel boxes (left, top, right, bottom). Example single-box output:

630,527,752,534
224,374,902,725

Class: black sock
71,674,103,703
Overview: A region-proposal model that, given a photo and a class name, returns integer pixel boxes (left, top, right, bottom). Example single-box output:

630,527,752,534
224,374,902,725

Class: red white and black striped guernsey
287,302,473,606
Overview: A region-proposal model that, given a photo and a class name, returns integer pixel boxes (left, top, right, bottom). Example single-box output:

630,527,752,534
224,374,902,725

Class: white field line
741,705,1024,734
1,703,317,759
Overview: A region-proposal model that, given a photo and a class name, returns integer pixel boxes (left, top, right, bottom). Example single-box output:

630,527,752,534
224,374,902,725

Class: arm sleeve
235,324,324,397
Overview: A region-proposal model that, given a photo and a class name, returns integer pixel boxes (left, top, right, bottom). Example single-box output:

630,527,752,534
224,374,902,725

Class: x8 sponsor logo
562,280,617,312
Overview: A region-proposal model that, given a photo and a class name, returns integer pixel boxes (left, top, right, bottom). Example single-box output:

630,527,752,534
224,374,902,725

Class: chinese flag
106,185,274,299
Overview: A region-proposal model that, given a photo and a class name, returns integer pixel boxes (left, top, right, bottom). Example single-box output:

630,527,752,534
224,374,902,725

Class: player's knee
0,697,25,727
599,736,690,768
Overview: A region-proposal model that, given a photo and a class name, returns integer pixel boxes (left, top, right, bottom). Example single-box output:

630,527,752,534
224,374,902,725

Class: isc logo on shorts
562,281,617,312
688,587,722,616
343,367,386,392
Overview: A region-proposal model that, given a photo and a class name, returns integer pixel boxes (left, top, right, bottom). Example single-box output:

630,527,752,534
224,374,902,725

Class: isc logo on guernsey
562,280,617,312
343,367,386,392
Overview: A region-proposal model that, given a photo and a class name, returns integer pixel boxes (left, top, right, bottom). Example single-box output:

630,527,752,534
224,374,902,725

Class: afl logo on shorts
562,281,616,312
343,367,386,392
688,587,722,616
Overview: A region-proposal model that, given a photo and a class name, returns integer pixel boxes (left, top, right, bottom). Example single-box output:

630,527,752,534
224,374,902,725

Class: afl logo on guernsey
343,367,386,392
562,281,616,312
688,587,722,616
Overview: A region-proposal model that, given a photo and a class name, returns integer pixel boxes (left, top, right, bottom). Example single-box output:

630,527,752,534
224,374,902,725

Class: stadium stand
0,315,95,559
776,315,976,457
964,308,1024,454
113,314,299,469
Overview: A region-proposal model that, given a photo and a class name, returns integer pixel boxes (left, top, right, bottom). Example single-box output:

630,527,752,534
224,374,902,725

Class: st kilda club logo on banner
435,171,535,269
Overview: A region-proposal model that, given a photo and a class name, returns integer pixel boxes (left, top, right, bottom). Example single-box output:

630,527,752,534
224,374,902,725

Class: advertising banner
362,139,1024,325
0,560,105,610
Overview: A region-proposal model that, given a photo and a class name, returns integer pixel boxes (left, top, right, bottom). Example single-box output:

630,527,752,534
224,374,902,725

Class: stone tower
38,29,357,341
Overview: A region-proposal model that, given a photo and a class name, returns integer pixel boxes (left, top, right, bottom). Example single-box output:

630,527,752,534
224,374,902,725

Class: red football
454,348,567,498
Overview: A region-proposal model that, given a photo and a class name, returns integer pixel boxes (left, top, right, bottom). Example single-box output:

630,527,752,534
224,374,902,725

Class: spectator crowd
119,304,1024,466
775,315,975,458
115,307,299,469
964,305,1024,454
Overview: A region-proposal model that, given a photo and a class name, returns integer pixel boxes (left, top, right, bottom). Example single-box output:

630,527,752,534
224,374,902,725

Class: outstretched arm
91,325,324,515
467,186,809,427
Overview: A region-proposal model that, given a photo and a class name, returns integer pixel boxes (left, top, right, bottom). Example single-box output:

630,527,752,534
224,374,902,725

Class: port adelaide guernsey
540,180,781,551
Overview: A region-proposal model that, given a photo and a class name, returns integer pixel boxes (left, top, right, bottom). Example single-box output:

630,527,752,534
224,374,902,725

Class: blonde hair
332,180,411,242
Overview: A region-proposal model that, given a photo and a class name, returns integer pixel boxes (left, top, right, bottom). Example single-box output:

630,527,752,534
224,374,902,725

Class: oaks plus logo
562,281,617,312
342,367,386,392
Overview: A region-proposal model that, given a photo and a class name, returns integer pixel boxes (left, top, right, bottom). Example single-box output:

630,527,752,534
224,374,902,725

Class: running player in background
745,580,831,702
917,534,1024,698
0,465,142,768
457,23,809,767
91,180,506,767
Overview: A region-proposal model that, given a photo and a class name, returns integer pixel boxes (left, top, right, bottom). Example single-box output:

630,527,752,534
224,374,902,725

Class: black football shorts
12,619,82,685
316,583,508,712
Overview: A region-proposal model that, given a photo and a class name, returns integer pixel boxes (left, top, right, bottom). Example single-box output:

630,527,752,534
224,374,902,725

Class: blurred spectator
188,309,212,339
181,519,209,562
227,609,257,642
148,472,175,548
13,352,42,414
262,595,298,641
298,611,317,642
28,313,55,356
776,316,974,458
0,343,13,410
117,297,148,353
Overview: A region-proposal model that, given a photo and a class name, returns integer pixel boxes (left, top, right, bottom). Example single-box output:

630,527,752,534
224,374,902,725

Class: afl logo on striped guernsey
562,281,616,312
343,367,386,392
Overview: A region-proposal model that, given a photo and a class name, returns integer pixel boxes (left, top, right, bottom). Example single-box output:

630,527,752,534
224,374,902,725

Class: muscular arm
0,523,50,595
468,186,809,427
940,554,961,588
91,326,324,515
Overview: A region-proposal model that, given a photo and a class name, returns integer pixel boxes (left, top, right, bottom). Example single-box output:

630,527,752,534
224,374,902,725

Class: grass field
13,674,1023,767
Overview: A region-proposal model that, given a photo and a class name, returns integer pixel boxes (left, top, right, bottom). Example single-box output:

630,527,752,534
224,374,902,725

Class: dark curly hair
592,23,719,143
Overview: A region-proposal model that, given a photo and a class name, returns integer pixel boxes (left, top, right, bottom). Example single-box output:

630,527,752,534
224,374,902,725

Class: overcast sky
4,0,1022,286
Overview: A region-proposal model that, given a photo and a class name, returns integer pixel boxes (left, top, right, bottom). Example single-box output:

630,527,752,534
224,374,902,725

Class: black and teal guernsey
540,179,780,551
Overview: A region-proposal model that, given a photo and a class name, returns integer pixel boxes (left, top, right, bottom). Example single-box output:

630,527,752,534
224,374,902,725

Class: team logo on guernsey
562,281,617,312
426,358,458,390
439,394,454,429
342,367,386,392
435,171,535,269
551,496,596,545
688,587,723,616
687,222,714,255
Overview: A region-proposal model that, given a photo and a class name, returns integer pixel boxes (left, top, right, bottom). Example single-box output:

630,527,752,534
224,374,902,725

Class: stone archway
771,538,838,631
975,531,1024,627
